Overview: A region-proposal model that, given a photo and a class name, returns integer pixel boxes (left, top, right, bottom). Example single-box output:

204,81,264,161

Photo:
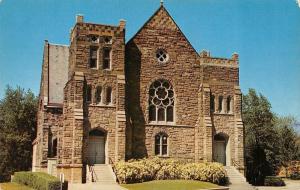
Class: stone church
32,4,245,183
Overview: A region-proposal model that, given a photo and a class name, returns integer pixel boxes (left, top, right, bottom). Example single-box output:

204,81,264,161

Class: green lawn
121,180,218,190
0,183,33,190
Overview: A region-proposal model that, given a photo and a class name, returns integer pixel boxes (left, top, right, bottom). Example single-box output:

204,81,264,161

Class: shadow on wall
125,40,148,159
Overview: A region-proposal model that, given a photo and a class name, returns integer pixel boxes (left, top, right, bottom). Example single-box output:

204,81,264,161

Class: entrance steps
86,164,116,184
224,166,257,190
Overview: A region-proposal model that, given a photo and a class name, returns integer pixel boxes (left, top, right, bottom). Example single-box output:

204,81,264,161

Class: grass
121,180,218,190
0,182,33,190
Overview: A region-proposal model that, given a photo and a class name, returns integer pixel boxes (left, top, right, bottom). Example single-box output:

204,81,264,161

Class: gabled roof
127,4,198,54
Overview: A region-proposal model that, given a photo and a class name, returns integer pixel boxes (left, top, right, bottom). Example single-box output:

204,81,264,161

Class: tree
0,86,37,182
243,89,279,185
274,115,300,176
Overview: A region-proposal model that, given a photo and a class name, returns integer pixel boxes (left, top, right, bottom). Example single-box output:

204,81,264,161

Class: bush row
12,171,67,190
264,176,285,186
115,157,228,185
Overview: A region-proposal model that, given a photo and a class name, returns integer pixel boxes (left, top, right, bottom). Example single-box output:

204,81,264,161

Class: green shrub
264,176,285,186
115,157,228,185
290,172,300,180
12,171,67,190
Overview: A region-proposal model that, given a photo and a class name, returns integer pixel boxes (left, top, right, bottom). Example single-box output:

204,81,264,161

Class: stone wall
56,17,126,183
125,6,202,159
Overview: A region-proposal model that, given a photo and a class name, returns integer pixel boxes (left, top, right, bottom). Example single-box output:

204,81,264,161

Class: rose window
156,49,169,63
149,79,174,122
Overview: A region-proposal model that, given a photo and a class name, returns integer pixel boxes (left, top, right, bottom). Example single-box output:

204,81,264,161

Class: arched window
155,133,168,156
218,96,223,113
95,86,102,104
106,87,112,105
149,79,174,123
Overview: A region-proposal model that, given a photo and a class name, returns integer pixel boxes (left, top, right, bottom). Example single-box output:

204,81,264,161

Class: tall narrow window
52,138,57,157
149,79,174,123
95,86,102,104
103,48,111,70
149,105,156,121
218,96,223,113
227,96,232,113
86,85,92,103
154,133,168,156
47,129,53,157
210,94,215,112
90,46,98,69
106,87,112,105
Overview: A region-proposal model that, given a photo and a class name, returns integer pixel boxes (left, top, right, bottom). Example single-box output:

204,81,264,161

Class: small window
90,35,99,43
227,96,232,113
90,46,98,69
86,85,92,103
156,49,169,64
95,86,102,104
155,133,168,156
210,94,215,112
104,36,112,44
103,48,111,70
106,87,112,105
218,96,223,113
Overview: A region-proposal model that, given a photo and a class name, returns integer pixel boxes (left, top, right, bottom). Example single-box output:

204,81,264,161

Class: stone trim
117,75,125,84
117,111,126,122
43,96,48,105
201,62,239,68
57,164,83,168
145,124,193,128
74,108,83,120
234,86,242,95
74,72,84,81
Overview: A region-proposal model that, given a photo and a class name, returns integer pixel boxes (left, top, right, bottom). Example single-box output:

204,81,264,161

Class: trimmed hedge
290,172,300,180
115,157,228,185
12,171,67,190
264,176,285,186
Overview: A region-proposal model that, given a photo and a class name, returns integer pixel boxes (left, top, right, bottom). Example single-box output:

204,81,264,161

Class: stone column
115,75,126,162
202,84,213,162
58,72,84,183
234,86,245,174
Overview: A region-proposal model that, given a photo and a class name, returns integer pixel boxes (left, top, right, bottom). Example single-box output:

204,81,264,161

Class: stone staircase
224,166,257,190
87,164,116,184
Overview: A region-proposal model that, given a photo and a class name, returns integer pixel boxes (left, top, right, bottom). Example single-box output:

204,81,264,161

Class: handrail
87,159,98,182
109,157,121,183
232,159,241,169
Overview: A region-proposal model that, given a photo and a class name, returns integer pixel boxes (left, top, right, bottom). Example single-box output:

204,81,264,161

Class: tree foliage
243,88,300,185
0,86,37,182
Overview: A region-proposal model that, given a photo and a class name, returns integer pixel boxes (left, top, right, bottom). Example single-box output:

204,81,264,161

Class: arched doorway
87,129,106,164
213,133,229,166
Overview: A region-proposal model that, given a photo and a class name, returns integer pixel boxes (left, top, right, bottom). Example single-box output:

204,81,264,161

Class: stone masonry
33,4,245,183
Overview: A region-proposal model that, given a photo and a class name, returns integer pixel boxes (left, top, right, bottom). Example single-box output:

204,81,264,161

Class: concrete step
88,164,117,184
225,166,256,190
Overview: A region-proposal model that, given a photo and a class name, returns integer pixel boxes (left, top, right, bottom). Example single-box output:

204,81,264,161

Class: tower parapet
199,50,239,67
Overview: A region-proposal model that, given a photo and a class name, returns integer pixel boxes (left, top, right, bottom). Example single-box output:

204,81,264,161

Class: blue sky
0,0,299,120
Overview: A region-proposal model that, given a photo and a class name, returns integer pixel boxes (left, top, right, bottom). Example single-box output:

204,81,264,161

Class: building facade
32,4,245,183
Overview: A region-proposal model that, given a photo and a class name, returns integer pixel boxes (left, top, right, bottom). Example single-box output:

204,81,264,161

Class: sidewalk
69,183,127,190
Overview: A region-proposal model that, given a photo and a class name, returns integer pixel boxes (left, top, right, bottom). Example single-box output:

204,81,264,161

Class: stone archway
213,133,230,166
87,129,106,165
